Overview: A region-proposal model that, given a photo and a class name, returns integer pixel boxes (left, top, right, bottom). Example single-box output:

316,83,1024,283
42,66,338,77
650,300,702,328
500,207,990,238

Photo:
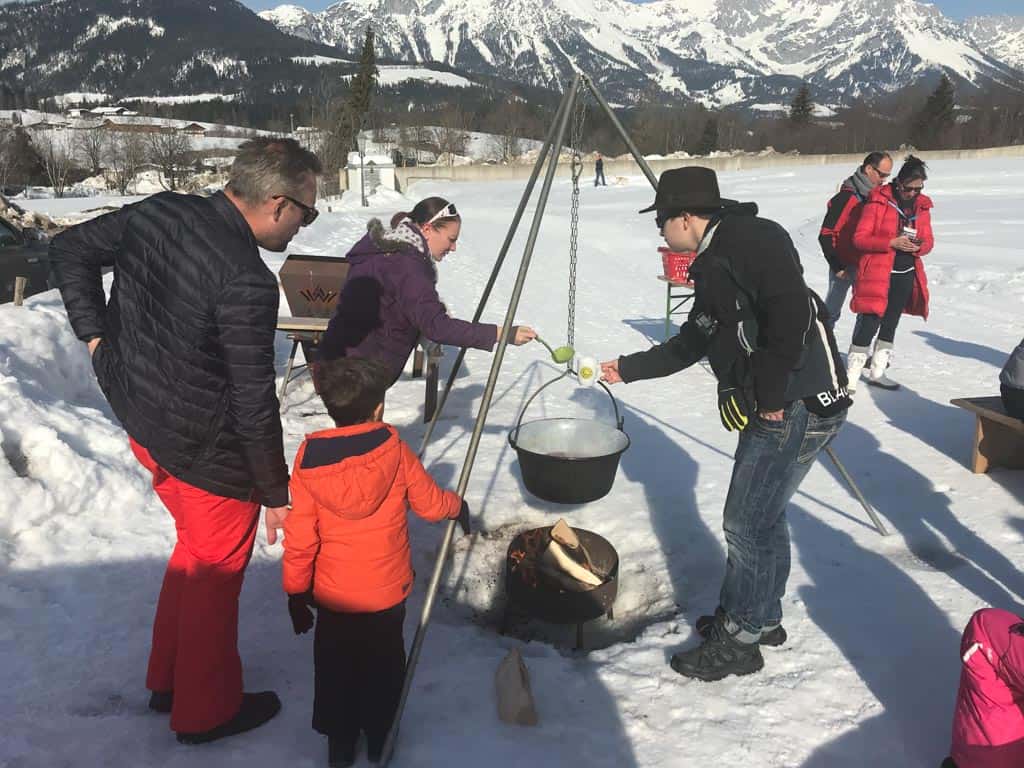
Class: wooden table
276,316,329,401
276,316,443,421
658,275,695,341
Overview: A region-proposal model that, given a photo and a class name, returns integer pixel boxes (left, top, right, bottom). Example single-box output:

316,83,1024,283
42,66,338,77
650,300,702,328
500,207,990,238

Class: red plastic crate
659,247,696,284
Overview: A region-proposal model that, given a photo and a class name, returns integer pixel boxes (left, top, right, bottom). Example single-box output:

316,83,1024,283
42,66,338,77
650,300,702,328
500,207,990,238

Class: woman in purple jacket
319,196,535,383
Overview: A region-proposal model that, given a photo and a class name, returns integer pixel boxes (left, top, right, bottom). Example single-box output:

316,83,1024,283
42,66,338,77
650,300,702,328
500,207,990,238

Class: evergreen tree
696,118,719,155
911,74,955,149
789,84,814,127
342,25,379,156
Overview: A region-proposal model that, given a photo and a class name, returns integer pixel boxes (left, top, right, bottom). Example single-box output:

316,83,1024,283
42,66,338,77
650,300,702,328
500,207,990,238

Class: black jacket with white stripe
618,203,849,415
50,191,289,507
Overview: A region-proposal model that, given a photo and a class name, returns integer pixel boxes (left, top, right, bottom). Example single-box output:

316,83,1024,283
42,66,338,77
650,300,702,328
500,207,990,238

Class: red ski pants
131,439,260,734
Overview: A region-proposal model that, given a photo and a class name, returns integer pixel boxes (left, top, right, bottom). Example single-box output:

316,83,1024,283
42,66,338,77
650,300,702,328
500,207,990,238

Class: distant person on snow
595,152,607,186
818,151,893,333
600,167,850,682
942,608,1024,768
1000,337,1024,419
50,138,322,744
319,196,536,386
846,155,934,392
282,357,469,767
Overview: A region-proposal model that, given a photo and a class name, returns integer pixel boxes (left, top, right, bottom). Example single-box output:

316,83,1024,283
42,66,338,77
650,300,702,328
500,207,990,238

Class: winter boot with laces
867,340,899,390
670,614,764,682
695,608,787,647
846,344,870,393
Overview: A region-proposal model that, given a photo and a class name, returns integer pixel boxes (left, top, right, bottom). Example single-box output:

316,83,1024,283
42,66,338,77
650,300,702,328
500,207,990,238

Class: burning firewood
537,519,605,591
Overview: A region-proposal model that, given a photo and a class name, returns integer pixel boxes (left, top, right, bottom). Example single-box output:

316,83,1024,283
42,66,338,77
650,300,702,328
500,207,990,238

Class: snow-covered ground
2,158,1023,767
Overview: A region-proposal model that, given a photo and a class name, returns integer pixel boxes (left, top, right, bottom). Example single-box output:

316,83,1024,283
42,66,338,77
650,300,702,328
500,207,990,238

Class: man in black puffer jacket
50,138,321,744
601,167,850,682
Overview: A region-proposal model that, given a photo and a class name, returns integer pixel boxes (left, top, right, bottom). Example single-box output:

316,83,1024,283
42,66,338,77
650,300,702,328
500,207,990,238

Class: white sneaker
868,342,899,390
846,345,870,393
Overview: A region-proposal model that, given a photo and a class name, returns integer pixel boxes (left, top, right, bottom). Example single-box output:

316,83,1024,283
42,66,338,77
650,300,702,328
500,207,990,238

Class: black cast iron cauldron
502,526,619,649
508,373,630,504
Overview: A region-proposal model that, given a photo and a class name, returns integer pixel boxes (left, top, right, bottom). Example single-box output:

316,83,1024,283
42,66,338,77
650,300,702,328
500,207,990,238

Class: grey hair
226,137,322,206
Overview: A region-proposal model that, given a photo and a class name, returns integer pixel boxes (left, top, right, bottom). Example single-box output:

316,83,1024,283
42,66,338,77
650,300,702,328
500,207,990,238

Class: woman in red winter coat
846,155,934,391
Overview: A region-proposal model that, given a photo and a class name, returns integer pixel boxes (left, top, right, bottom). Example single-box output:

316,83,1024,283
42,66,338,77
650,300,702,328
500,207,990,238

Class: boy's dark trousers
313,601,406,757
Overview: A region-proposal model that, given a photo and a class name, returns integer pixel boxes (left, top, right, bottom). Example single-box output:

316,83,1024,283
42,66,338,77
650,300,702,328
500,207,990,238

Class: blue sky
240,0,1021,19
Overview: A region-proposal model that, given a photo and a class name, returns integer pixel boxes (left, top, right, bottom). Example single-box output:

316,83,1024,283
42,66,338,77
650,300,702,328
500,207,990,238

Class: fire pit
501,523,618,650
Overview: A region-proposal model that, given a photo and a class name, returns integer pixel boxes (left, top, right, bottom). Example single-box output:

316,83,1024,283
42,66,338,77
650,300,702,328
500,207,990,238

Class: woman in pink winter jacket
944,608,1024,768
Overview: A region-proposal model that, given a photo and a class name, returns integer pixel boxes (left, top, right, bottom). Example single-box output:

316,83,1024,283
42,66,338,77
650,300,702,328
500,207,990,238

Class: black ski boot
696,608,787,647
671,617,764,682
176,691,281,744
148,690,172,713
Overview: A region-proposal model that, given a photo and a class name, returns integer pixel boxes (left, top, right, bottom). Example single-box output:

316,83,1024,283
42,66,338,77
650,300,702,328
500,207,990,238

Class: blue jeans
823,270,853,330
719,400,846,637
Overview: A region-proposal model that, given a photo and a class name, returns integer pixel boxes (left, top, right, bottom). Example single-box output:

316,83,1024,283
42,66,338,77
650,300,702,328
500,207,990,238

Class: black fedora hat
639,166,735,214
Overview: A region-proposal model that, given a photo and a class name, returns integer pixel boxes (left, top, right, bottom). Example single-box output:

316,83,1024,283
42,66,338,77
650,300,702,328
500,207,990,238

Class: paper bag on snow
495,647,539,726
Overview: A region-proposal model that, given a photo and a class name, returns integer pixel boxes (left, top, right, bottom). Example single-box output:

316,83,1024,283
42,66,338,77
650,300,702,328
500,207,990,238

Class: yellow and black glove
718,386,750,432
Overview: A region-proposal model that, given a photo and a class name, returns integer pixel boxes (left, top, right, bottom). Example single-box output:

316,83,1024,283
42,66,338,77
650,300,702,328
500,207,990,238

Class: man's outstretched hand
600,359,623,384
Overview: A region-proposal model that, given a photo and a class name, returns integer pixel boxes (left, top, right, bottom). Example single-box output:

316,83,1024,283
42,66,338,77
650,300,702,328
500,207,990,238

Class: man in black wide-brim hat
600,166,851,681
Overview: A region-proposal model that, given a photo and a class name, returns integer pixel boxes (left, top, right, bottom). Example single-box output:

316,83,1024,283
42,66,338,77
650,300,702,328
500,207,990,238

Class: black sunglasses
870,165,891,179
275,195,319,226
655,210,683,229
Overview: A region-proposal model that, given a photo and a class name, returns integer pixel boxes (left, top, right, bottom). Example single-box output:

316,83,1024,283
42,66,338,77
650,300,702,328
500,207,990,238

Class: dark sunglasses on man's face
275,195,319,226
656,210,682,229
870,165,891,180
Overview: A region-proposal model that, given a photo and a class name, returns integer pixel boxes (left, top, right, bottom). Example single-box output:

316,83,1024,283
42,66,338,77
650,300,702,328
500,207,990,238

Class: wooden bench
276,316,443,421
950,396,1024,473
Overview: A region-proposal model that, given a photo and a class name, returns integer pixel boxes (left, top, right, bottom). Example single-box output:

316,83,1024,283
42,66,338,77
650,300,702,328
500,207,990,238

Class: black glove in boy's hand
456,500,471,535
718,386,750,432
287,593,314,635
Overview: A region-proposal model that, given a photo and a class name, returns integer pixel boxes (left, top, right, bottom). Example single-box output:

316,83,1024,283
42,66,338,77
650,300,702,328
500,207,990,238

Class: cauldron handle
596,379,625,431
511,369,572,445
510,369,625,446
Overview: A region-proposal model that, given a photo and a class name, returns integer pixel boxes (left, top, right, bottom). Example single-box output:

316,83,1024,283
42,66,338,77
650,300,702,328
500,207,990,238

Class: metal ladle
535,335,575,364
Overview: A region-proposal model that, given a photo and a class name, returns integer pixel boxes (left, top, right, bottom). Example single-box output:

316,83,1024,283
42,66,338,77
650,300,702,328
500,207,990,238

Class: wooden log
13,276,26,306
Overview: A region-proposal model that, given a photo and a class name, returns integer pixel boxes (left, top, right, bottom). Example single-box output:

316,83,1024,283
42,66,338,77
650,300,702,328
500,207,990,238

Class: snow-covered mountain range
261,0,1024,107
964,15,1024,73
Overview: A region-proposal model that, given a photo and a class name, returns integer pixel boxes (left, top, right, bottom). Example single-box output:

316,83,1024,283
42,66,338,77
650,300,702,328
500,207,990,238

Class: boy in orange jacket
282,357,469,767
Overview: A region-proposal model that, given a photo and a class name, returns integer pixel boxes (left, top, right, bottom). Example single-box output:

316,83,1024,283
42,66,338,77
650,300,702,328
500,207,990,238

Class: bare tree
0,124,15,191
412,124,433,163
487,101,527,162
107,132,146,195
36,131,74,198
146,130,193,191
395,124,413,165
73,127,108,177
311,72,348,175
431,108,471,167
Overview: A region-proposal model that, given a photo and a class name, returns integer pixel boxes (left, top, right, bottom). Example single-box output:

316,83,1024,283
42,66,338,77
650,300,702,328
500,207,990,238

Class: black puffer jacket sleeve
214,270,289,508
618,297,711,382
49,205,133,341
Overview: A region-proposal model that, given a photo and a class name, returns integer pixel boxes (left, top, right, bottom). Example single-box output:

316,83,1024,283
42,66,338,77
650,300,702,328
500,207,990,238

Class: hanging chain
567,92,586,352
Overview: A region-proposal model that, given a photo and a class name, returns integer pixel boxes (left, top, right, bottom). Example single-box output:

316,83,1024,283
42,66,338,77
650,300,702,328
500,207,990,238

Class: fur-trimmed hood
365,217,429,256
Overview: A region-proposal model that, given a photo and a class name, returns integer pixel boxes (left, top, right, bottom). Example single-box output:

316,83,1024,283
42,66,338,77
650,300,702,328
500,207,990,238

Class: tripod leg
824,446,889,536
